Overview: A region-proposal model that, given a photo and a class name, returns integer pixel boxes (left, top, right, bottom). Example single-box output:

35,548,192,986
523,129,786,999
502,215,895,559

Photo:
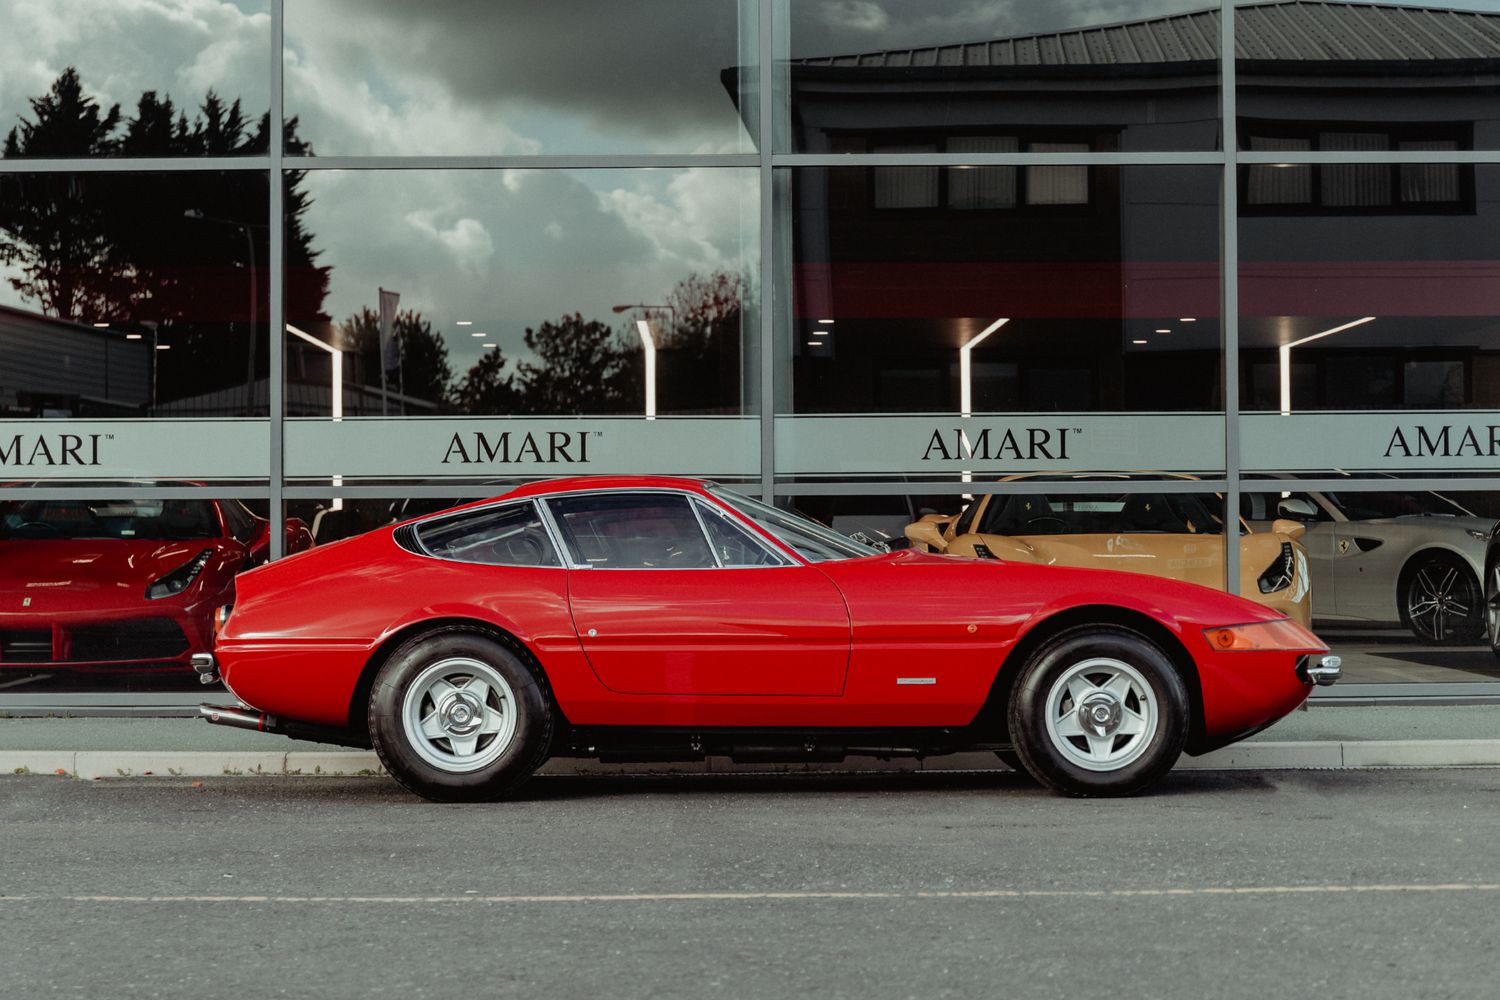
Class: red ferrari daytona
199,476,1340,800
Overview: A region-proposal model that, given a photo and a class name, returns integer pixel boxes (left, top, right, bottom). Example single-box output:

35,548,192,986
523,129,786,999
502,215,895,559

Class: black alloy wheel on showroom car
1399,551,1485,645
1007,625,1188,796
1486,537,1500,661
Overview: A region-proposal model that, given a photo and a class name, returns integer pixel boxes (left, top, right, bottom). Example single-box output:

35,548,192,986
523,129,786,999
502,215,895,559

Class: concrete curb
7,740,1500,780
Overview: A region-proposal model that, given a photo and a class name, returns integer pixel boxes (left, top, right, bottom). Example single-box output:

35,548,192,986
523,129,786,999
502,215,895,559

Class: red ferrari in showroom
0,498,312,678
199,476,1340,801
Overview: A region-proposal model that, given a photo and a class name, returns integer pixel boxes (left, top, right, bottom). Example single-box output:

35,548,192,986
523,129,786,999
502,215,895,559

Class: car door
548,491,851,696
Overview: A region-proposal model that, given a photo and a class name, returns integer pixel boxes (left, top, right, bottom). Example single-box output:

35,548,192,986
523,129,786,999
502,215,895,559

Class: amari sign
1241,413,1500,472
285,417,758,481
775,414,1225,477
0,420,268,480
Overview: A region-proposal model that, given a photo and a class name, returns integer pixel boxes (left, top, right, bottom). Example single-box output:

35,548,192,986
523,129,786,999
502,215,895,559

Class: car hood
0,538,228,598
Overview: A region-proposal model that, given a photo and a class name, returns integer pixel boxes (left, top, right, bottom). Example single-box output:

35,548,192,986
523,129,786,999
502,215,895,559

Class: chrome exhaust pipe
199,703,269,731
199,703,372,749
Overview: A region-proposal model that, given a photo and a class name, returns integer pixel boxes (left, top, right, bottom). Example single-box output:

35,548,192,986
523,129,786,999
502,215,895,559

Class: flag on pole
378,287,401,371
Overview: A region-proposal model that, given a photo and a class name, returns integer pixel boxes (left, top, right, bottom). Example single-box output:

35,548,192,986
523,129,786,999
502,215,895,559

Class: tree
656,269,746,414
340,306,455,411
0,69,330,413
450,347,521,416
0,69,128,321
511,313,639,415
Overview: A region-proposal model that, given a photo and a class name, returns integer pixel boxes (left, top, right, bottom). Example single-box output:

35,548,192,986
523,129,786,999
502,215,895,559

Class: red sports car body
0,498,312,674
201,477,1340,800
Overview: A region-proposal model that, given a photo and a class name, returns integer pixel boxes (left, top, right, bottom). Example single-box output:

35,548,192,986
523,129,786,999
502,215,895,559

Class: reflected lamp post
287,323,344,511
612,303,675,420
184,208,258,412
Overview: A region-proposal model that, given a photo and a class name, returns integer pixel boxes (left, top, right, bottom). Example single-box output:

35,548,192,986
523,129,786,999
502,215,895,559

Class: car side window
693,499,784,567
546,493,716,569
415,502,561,567
221,501,259,544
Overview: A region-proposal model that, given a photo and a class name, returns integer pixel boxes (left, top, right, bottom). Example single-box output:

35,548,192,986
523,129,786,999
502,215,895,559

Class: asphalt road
4,768,1500,1000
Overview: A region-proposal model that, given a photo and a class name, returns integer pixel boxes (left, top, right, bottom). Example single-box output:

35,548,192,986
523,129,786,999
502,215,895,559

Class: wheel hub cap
438,692,484,736
1079,693,1122,737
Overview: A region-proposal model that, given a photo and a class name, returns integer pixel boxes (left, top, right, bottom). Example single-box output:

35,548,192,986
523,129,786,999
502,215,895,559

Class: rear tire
368,628,553,802
1007,626,1188,797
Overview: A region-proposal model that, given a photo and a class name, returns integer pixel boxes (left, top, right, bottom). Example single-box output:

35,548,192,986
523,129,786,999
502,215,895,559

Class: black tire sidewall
369,629,553,802
1008,626,1188,797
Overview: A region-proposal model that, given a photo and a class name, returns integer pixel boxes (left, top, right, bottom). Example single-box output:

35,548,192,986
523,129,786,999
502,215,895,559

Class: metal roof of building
793,2,1500,70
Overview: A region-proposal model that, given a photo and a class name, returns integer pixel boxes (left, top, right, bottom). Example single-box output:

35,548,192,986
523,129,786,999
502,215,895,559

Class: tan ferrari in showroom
906,478,1311,626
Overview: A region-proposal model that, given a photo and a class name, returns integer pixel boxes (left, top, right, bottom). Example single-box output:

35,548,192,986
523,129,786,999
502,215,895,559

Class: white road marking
4,883,1500,905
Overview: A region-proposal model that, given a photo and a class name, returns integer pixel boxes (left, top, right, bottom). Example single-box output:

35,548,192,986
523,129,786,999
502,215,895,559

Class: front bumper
191,652,220,685
0,610,203,672
1297,653,1342,687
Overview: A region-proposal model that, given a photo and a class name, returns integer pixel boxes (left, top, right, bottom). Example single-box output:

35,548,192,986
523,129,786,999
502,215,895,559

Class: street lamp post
612,304,675,420
184,209,258,413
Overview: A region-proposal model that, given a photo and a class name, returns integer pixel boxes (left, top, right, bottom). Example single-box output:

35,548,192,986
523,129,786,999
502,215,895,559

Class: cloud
302,167,754,372
282,0,754,155
0,0,270,131
403,212,496,278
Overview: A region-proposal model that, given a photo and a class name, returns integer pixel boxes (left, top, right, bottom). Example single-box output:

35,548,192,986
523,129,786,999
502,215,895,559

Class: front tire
1008,626,1188,797
1399,551,1484,645
369,628,553,802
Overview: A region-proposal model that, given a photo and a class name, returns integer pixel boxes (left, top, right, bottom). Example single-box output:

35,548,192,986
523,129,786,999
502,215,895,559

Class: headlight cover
1257,542,1296,593
1205,618,1325,652
145,549,214,600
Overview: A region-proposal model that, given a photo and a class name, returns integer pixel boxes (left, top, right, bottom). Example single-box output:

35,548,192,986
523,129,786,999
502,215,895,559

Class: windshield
0,500,220,540
710,487,881,562
1323,491,1472,520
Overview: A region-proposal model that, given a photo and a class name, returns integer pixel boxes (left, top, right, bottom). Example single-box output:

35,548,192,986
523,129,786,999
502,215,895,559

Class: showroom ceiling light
818,319,836,325
1179,317,1197,322
1155,328,1171,333
155,344,171,351
959,318,1009,418
1132,339,1148,345
93,322,109,328
456,320,472,326
125,334,143,340
1279,316,1377,414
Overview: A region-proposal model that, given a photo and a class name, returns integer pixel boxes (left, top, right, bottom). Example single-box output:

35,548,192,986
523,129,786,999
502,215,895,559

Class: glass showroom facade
2,0,1500,706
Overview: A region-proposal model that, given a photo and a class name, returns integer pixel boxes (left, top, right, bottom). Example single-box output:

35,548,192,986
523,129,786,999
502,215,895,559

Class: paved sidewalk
2,704,1498,780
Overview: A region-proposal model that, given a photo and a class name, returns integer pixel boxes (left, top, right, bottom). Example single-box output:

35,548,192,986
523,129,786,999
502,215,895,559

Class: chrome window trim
686,496,725,569
690,496,795,569
538,487,754,572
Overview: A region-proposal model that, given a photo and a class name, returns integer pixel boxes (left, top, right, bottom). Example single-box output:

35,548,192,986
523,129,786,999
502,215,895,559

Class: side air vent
393,523,424,555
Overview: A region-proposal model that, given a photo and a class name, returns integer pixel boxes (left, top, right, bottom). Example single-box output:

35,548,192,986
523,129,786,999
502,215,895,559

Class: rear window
414,502,560,567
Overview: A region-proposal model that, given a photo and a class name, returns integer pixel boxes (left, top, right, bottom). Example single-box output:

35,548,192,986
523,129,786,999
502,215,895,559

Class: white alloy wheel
401,657,519,773
1041,657,1158,772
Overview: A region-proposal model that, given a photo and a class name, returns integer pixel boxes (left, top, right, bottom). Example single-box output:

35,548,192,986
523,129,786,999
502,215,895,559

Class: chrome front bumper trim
191,652,220,685
1299,654,1342,687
